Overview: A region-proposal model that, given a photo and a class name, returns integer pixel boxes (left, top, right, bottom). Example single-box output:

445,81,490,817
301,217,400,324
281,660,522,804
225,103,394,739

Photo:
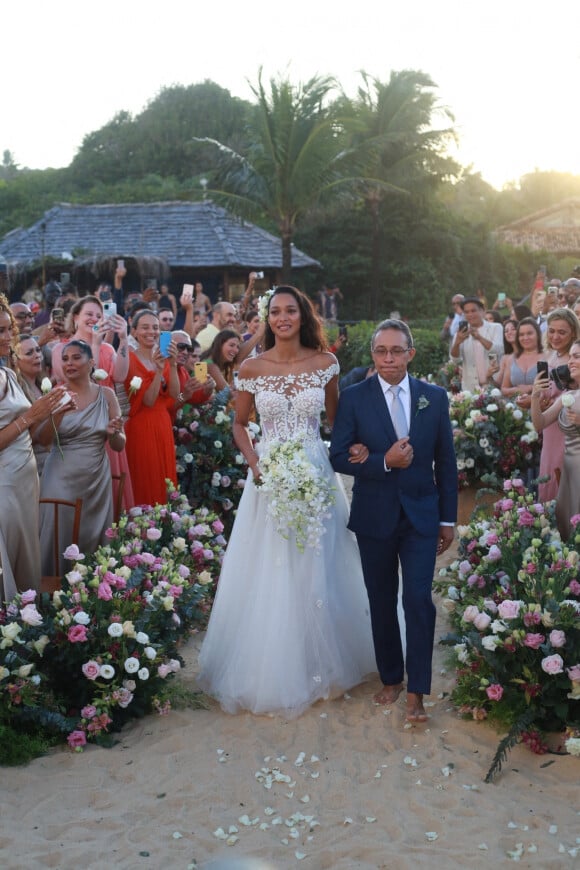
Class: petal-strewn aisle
2,544,579,869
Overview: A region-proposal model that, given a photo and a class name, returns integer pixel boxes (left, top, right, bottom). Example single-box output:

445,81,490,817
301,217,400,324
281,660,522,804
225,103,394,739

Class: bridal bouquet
257,439,335,553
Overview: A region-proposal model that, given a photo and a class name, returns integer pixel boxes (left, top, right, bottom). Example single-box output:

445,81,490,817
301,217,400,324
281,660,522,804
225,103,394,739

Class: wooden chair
39,497,83,594
111,472,126,522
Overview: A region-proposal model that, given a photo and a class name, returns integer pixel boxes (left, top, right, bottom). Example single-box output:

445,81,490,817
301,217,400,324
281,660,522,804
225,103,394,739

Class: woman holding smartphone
124,310,179,506
38,339,125,577
500,317,545,409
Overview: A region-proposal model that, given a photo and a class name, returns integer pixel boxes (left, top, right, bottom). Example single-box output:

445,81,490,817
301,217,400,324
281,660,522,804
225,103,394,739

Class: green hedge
332,322,448,381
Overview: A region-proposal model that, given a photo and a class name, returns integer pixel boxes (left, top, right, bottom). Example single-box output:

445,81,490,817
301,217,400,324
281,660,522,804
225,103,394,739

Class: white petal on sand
374,772,382,779
259,823,269,831
295,752,305,766
300,795,310,803
425,832,438,841
506,843,524,860
310,755,320,762
225,836,238,846
344,818,353,825
272,817,283,826
478,844,488,850
311,771,320,779
549,825,558,834
281,838,289,846
172,832,183,839
238,815,252,826
319,713,327,718
213,828,227,840
228,825,238,834
264,807,275,816
507,822,518,829
295,851,307,860
366,817,377,823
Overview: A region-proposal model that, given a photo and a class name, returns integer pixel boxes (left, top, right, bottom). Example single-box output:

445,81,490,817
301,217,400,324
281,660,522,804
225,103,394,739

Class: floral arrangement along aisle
434,479,580,781
174,388,259,535
0,489,225,761
448,387,541,490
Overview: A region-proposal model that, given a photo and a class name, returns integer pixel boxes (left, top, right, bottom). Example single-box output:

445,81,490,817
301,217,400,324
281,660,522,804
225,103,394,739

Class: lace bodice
238,364,338,445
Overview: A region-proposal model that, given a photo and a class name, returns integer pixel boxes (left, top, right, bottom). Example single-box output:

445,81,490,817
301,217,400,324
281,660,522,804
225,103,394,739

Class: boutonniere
415,395,430,416
129,376,143,397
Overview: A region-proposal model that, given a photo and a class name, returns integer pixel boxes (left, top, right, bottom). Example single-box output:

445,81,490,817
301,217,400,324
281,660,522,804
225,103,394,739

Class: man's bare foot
405,692,428,723
373,683,404,705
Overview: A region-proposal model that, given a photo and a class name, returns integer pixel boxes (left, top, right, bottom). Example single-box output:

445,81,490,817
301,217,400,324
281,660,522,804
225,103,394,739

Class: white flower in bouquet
92,368,108,382
561,393,575,408
257,439,336,553
41,377,53,394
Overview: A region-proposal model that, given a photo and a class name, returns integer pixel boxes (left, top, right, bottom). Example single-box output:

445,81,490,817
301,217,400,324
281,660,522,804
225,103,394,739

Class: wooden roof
495,198,580,253
0,201,320,270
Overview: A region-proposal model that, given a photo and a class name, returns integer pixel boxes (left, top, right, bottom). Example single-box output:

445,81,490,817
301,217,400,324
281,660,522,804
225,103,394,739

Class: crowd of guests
0,270,270,602
445,273,580,538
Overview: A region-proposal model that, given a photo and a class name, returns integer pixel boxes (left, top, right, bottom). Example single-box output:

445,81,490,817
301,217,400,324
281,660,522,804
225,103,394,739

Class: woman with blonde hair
538,307,580,502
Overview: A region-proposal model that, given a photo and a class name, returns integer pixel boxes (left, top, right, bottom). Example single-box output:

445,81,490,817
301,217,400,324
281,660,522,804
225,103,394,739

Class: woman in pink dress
538,308,580,502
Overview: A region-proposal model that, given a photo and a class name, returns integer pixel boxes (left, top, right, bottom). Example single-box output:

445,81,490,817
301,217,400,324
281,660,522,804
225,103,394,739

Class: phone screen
194,361,208,382
159,332,172,357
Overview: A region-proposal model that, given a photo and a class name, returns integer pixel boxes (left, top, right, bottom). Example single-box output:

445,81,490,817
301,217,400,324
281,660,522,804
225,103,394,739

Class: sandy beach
2,543,580,870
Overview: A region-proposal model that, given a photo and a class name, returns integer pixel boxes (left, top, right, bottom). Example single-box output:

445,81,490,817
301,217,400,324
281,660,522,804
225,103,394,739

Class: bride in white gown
197,286,378,718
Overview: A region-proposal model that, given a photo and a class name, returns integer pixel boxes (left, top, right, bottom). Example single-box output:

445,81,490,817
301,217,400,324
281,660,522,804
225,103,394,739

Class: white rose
100,664,115,679
40,377,53,394
561,393,575,408
198,570,213,586
183,453,194,464
124,657,140,674
138,667,150,681
92,368,108,382
144,646,156,660
512,409,523,420
214,440,223,449
73,611,90,625
172,537,186,551
107,622,124,638
486,403,498,413
129,376,143,392
135,632,149,644
490,388,501,398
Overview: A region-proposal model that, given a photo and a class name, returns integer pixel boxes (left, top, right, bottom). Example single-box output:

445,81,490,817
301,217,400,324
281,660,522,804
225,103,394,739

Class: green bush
330,322,448,381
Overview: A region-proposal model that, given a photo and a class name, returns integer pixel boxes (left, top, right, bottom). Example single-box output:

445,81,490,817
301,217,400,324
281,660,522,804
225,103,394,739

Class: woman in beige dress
0,296,68,602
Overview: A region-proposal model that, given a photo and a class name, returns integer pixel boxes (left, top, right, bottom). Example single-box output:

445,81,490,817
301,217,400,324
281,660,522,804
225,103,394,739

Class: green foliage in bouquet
434,479,580,781
448,387,541,490
0,489,225,760
174,388,257,535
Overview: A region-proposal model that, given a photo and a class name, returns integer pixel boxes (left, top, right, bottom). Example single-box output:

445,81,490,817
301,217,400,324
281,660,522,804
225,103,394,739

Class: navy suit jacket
329,374,458,539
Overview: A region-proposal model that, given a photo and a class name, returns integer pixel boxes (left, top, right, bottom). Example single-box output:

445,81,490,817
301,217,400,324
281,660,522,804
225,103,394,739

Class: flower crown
257,287,276,322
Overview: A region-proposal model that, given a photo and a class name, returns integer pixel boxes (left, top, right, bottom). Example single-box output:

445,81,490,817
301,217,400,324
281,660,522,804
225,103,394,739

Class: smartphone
339,325,348,339
51,308,65,322
537,361,549,380
233,370,239,389
194,361,208,382
53,390,72,412
159,332,172,357
103,301,117,319
255,271,264,279
488,352,497,364
117,259,124,269
458,320,469,332
182,283,194,303
498,292,506,302
147,279,158,291
60,272,70,286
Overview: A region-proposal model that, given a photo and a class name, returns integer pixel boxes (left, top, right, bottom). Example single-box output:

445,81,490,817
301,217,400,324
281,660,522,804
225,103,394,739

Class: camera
458,320,469,332
550,364,573,391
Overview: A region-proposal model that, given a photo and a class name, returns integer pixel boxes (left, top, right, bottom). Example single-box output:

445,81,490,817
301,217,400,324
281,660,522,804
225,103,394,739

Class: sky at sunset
4,0,580,189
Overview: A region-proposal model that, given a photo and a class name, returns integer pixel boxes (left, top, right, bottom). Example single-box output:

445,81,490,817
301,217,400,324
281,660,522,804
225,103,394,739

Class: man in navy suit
330,319,457,722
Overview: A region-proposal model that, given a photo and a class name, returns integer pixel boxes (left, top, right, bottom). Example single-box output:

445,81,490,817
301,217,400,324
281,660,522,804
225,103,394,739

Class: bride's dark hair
264,286,327,351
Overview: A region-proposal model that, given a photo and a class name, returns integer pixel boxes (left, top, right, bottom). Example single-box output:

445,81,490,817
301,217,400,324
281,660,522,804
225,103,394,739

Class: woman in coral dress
124,310,179,506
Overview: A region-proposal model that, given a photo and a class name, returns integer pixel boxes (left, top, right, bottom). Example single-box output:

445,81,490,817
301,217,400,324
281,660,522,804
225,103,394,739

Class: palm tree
341,70,457,317
193,70,345,281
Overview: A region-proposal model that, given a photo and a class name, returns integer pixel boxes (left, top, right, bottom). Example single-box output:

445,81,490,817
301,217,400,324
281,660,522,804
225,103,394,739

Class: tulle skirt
197,446,378,718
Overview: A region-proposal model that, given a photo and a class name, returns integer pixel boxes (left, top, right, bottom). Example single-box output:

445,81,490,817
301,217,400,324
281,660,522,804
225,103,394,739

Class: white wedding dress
197,363,378,718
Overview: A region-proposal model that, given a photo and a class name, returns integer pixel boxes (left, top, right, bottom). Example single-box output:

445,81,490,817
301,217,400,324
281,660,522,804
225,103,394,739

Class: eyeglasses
371,346,411,357
176,343,193,351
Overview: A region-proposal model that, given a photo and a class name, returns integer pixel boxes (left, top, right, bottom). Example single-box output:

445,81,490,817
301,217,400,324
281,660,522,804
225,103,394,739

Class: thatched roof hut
0,201,320,301
495,198,580,253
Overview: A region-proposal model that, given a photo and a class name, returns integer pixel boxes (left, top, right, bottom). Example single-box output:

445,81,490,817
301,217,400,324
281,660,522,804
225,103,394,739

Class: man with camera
450,296,504,392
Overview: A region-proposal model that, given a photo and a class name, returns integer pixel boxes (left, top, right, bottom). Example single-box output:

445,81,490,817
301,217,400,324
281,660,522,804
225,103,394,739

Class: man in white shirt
450,296,504,391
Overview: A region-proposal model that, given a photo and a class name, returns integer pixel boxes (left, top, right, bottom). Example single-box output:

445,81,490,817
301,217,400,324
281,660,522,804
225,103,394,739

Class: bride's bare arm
233,389,260,480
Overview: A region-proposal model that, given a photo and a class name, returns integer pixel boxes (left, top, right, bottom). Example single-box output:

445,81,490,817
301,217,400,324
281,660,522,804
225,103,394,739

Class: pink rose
458,560,472,575
549,630,566,648
82,660,100,680
146,528,162,541
81,704,97,719
567,664,580,681
463,606,480,624
97,582,113,601
569,580,580,596
570,514,580,527
524,633,545,649
517,510,535,527
499,498,514,511
20,604,43,626
63,544,85,561
67,624,88,643
157,663,171,678
497,600,521,620
483,599,498,614
541,654,564,675
20,589,37,605
486,533,499,545
67,730,87,749
523,611,541,627
486,545,502,562
486,684,504,701
212,519,224,534
473,612,491,631
467,574,480,587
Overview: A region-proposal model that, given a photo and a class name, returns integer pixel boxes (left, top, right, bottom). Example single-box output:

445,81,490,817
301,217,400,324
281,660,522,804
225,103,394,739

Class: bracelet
13,416,30,435
13,417,23,434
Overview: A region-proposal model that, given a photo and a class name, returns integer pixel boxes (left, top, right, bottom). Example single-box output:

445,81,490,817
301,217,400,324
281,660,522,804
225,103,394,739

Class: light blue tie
389,385,408,438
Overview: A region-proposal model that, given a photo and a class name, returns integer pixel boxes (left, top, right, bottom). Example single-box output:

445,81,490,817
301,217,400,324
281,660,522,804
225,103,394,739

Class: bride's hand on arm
348,443,369,463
